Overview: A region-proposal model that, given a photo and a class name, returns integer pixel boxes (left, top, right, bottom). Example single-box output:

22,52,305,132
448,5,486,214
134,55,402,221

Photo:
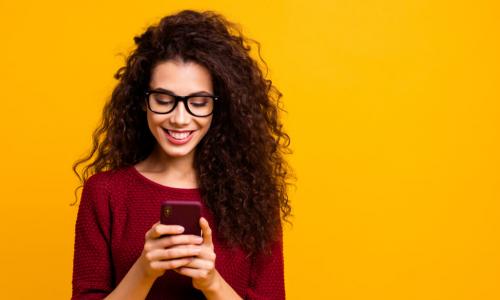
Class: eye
189,96,211,107
152,93,175,105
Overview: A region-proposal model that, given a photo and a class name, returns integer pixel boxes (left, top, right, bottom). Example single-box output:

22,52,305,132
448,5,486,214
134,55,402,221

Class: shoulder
84,166,135,190
81,166,137,204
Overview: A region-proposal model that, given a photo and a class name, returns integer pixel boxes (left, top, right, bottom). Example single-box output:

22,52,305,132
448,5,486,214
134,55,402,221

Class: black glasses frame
145,90,219,117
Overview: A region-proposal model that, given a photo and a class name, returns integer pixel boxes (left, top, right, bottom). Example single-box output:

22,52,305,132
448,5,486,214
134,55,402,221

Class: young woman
72,10,291,300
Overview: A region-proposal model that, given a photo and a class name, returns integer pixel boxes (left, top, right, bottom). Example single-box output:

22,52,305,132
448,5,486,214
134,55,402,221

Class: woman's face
146,59,213,161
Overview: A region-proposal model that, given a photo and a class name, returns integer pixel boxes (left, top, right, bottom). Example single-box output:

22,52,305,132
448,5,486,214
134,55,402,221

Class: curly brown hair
73,9,292,255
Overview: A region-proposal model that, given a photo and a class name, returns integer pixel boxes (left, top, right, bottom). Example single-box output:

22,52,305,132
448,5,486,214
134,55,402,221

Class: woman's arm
199,270,243,300
72,175,114,299
72,175,202,299
103,258,156,300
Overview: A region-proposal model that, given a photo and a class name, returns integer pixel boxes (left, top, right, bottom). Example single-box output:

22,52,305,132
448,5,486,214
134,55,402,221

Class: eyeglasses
145,90,218,117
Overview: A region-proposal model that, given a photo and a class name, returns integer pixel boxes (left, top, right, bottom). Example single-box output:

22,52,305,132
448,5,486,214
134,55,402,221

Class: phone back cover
160,200,201,236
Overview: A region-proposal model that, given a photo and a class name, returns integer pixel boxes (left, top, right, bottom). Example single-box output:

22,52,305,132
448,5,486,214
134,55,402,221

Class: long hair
73,10,292,254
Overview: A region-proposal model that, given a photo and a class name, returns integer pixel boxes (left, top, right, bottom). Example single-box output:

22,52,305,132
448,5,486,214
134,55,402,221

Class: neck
136,146,198,188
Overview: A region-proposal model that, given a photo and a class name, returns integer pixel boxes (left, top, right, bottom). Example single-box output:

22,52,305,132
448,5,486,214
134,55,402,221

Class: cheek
201,117,213,135
147,112,162,127
146,113,164,136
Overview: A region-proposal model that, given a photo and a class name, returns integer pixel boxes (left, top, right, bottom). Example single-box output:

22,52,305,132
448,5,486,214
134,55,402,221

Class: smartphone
160,200,202,236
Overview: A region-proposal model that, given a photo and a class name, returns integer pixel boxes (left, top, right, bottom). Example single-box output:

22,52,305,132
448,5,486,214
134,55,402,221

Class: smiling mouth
163,129,194,140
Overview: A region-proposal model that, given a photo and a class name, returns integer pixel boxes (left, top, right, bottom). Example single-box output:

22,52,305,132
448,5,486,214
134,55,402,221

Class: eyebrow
150,87,214,96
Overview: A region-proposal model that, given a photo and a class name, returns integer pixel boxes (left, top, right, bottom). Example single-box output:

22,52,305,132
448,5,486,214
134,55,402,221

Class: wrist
199,270,222,295
198,270,243,300
136,254,160,282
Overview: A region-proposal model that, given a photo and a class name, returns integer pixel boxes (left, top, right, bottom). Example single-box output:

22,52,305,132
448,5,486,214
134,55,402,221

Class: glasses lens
187,96,214,116
148,93,176,113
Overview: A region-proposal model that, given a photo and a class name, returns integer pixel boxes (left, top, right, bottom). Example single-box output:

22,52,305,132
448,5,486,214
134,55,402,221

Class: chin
160,145,196,159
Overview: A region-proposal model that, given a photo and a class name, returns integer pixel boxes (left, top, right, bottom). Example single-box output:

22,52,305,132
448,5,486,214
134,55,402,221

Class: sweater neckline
128,165,200,193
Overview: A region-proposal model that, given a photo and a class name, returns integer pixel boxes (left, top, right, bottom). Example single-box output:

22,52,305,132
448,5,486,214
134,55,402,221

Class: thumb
200,217,213,246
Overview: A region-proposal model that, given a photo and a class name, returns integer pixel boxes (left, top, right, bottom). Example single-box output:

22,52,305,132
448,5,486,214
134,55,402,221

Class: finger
182,257,215,270
187,243,216,261
145,246,201,261
146,223,184,240
157,234,203,248
176,266,210,279
145,235,203,253
200,217,213,246
150,257,193,271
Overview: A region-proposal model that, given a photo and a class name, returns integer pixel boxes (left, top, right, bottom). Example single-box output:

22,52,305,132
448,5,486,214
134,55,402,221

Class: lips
162,128,195,145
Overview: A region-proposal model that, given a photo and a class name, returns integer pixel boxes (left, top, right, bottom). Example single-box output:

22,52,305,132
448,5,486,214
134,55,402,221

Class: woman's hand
139,222,204,279
138,218,241,299
175,217,220,292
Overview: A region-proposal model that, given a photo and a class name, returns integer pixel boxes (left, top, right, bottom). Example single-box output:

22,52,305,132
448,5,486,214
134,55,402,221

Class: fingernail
177,226,185,233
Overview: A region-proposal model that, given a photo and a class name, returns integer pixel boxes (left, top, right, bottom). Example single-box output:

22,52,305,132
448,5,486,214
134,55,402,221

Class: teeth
167,130,191,140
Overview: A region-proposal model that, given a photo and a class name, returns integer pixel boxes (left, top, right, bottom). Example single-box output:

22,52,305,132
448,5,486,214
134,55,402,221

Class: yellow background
0,0,499,299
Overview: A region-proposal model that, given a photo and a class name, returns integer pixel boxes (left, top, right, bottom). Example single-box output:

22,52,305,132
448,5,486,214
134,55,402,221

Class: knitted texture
72,166,285,299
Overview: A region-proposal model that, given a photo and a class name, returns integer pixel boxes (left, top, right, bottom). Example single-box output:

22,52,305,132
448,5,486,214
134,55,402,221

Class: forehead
150,60,213,94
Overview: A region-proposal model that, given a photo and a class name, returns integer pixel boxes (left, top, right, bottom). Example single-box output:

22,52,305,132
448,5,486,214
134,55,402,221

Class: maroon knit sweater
72,166,285,299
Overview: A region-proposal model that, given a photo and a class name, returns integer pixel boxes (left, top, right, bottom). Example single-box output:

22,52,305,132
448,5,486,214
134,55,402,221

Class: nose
170,101,191,126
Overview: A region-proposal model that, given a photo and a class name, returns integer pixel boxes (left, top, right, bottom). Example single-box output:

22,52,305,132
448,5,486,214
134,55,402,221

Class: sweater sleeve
246,227,286,300
72,174,114,300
